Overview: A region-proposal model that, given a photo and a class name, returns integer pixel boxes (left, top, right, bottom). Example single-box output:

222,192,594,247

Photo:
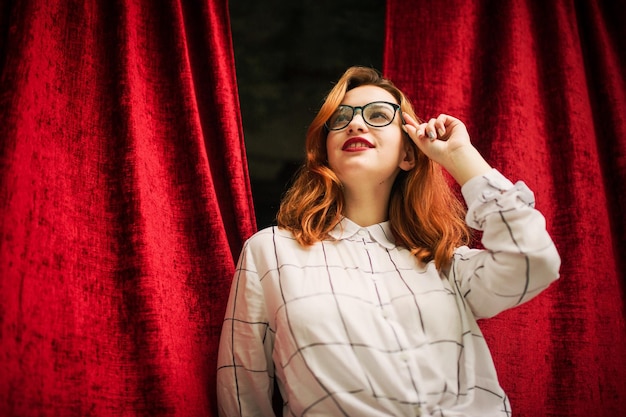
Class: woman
217,66,560,416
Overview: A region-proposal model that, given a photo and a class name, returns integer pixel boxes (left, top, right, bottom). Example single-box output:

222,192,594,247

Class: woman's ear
399,142,416,171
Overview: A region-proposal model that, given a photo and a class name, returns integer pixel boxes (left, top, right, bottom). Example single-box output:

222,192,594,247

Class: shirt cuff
461,169,515,205
461,169,536,231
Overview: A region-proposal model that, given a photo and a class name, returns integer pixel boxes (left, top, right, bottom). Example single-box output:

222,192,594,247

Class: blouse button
358,229,368,236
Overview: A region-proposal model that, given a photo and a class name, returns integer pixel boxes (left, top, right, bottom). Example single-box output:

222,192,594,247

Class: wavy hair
276,66,470,269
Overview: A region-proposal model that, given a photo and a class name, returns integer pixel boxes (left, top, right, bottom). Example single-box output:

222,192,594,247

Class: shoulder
238,226,310,275
243,226,299,253
451,245,482,261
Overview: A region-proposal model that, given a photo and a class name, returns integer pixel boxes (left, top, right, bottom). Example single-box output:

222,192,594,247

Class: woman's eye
368,110,392,122
372,111,389,120
329,109,352,127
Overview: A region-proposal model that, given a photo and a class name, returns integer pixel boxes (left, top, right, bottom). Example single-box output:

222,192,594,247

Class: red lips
342,137,374,151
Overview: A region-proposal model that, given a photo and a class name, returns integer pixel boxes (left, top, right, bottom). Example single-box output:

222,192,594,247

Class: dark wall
230,1,385,229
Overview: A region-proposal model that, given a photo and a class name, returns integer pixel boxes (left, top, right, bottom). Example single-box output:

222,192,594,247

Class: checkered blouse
217,169,561,416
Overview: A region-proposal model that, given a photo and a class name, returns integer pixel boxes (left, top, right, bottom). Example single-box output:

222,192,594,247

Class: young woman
217,66,560,416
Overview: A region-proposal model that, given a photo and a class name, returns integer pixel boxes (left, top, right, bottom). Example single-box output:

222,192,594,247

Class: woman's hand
402,113,492,185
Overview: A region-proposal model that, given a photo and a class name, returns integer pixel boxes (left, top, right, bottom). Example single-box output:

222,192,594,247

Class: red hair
276,66,470,269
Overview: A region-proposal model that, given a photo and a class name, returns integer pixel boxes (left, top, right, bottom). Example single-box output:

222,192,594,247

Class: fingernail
427,130,436,139
417,129,424,137
438,128,445,136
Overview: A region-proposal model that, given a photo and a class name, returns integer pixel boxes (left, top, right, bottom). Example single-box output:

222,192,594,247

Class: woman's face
325,85,413,190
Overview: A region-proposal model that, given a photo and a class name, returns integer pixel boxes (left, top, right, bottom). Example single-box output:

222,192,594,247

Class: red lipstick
342,137,374,151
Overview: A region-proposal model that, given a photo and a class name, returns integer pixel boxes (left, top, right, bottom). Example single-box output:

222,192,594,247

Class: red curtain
0,0,255,415
384,0,626,416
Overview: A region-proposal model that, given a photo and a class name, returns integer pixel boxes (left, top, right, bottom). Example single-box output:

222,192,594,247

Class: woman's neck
341,184,392,227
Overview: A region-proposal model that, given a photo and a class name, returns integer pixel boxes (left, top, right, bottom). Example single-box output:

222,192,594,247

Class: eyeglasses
325,101,401,131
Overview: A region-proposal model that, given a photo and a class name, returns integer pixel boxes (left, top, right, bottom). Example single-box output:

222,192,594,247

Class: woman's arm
403,114,560,317
216,240,276,417
452,169,560,318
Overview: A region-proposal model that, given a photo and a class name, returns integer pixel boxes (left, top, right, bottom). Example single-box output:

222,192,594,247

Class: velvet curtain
384,0,626,416
3,0,625,416
0,0,255,415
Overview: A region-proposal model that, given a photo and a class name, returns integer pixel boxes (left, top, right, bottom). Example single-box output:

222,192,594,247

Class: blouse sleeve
216,238,276,417
451,169,561,319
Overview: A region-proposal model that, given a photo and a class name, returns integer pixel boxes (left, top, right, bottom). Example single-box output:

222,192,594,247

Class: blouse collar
328,217,396,250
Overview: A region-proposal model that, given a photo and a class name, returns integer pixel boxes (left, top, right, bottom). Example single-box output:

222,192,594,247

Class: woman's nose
347,108,368,132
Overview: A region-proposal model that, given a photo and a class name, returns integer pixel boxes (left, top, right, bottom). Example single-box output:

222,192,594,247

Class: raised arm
403,113,560,317
454,170,560,317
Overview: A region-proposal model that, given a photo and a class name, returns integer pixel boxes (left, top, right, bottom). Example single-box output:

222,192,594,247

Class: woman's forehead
342,85,396,106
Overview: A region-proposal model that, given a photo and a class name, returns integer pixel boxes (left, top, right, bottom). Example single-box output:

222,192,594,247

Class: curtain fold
384,0,625,416
0,0,255,415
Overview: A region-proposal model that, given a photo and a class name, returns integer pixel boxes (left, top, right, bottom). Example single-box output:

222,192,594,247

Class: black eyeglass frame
324,101,404,131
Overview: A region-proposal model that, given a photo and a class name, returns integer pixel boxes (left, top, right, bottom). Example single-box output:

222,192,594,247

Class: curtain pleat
384,0,626,416
0,0,255,415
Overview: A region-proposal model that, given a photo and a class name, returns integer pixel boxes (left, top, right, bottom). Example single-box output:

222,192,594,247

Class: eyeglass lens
326,101,398,130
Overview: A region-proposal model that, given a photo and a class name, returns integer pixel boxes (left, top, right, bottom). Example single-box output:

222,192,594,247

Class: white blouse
217,169,561,417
